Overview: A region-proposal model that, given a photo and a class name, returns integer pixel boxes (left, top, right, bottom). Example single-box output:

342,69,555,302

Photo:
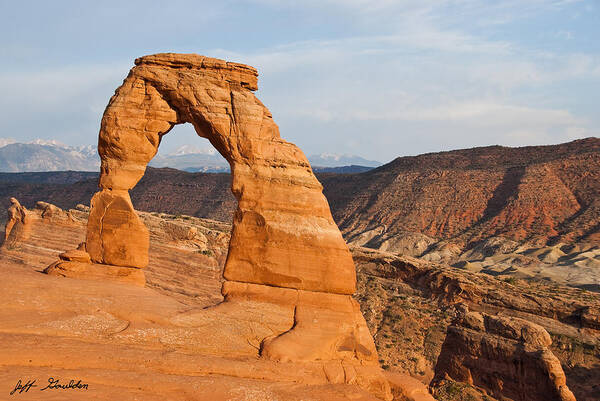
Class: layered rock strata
433,306,576,401
44,54,389,399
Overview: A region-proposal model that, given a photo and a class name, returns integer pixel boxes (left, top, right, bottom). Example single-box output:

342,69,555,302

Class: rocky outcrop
45,246,146,286
35,200,71,220
2,197,29,247
385,372,436,401
0,205,391,400
352,246,599,398
352,247,600,331
44,53,389,399
433,307,576,401
85,189,150,268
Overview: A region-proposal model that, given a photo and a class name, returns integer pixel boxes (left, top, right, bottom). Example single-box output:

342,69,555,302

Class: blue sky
1,0,599,162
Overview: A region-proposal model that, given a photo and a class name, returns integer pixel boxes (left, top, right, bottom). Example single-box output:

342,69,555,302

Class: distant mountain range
0,139,381,172
143,145,382,172
149,145,229,172
0,141,99,172
306,153,381,168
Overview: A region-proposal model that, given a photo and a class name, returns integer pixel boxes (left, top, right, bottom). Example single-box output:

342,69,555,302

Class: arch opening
149,124,229,173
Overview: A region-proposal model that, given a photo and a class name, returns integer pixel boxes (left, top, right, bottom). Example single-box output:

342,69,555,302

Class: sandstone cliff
352,247,600,400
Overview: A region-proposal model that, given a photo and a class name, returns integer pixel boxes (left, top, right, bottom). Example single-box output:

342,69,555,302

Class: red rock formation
385,372,436,401
2,197,29,246
85,189,150,268
81,53,356,294
433,307,576,401
44,53,389,399
6,204,598,400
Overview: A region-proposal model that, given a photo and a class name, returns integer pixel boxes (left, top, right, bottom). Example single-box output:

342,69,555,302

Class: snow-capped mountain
0,139,382,173
0,138,70,148
149,148,383,171
168,144,218,156
0,139,100,172
148,145,228,172
0,138,16,148
308,153,382,168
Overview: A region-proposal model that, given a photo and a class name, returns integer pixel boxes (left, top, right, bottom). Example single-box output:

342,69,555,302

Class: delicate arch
86,53,356,294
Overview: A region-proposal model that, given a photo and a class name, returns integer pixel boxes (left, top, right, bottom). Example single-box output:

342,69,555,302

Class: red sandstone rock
2,197,29,247
86,52,356,294
58,249,92,263
220,281,378,363
86,189,149,268
384,372,435,401
44,260,145,286
433,307,576,401
36,200,71,220
43,53,388,399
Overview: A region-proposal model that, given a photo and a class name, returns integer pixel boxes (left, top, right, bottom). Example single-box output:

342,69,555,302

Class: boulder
384,372,435,401
58,249,92,264
36,201,68,220
433,307,576,401
44,260,145,287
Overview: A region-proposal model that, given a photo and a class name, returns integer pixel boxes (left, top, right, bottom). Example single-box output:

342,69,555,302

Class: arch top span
135,53,259,91
89,53,357,295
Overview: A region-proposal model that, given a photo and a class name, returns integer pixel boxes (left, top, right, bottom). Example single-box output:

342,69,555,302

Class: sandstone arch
45,53,390,399
90,53,356,294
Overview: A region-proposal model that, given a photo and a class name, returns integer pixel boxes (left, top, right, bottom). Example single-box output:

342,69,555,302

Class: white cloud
215,0,598,159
